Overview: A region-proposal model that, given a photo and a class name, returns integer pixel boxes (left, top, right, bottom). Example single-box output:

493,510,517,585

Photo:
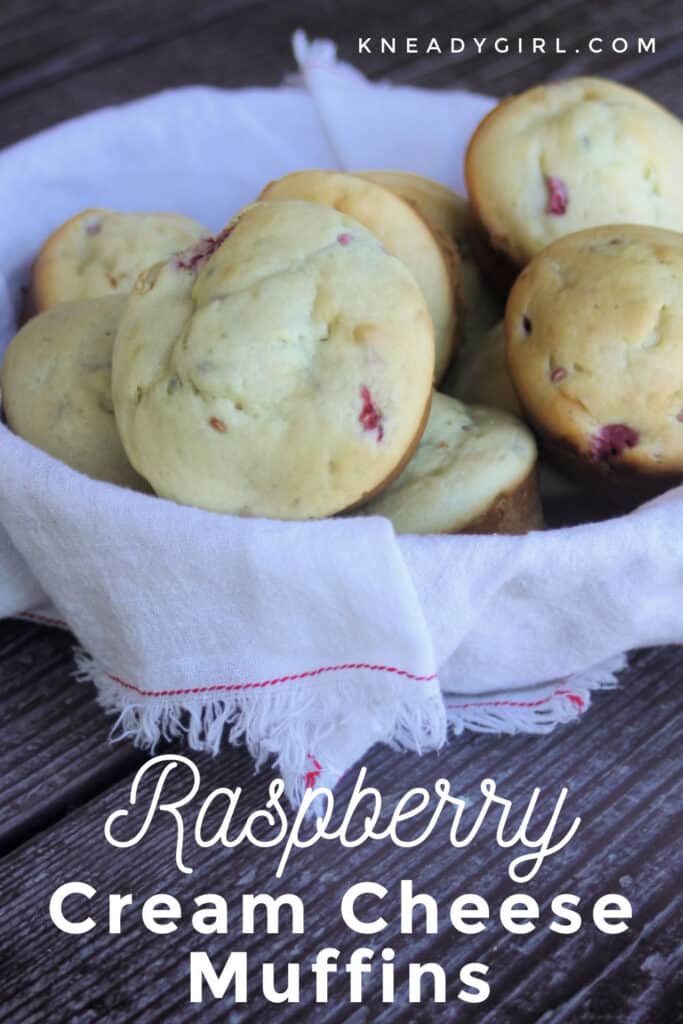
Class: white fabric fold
0,524,45,619
291,30,494,189
400,492,683,688
0,36,678,798
0,426,444,801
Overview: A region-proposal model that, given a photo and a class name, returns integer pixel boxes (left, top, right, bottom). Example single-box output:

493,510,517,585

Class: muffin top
506,224,683,473
260,170,459,381
359,392,537,534
358,170,501,346
356,170,468,240
112,200,435,519
33,208,208,309
1,295,145,489
466,77,683,267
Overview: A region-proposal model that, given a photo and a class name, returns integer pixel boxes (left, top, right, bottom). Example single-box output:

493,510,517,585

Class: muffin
259,170,459,382
356,170,468,240
1,296,145,489
32,208,208,310
446,321,522,417
357,170,502,345
506,224,683,500
466,77,683,278
112,200,435,519
358,392,541,535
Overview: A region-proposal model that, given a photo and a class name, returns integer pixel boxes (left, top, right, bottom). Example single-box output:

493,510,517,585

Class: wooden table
1,3,681,1021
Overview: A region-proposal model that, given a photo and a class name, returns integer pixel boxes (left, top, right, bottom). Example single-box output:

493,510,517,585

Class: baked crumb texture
112,200,435,519
506,224,683,499
358,392,540,534
33,209,209,309
466,77,683,269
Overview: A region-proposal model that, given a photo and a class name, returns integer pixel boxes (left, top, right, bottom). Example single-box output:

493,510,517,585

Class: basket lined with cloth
3,35,681,803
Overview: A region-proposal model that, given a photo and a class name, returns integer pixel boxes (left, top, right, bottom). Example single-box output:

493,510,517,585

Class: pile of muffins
3,75,683,535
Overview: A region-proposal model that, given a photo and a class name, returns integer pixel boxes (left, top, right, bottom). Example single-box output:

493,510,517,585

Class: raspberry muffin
358,170,502,345
446,321,521,417
0,296,146,489
356,170,468,241
466,78,683,276
506,224,683,500
32,209,208,310
358,392,541,535
259,170,459,382
112,200,435,519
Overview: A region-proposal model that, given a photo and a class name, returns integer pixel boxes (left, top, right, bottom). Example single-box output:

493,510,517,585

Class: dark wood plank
0,620,145,854
0,0,681,150
0,647,680,1022
375,0,683,105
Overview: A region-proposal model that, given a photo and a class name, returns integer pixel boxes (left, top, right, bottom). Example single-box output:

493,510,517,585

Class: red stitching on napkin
304,754,322,788
16,611,436,696
556,688,585,710
15,610,587,716
18,610,68,629
447,688,584,712
106,663,438,698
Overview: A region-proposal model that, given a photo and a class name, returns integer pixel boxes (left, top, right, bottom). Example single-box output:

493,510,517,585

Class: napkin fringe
73,649,446,803
73,647,625,801
445,655,626,735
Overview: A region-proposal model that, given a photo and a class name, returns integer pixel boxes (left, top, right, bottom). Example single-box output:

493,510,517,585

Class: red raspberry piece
337,233,352,246
173,222,237,273
545,176,568,215
173,237,216,272
589,424,639,461
214,222,237,246
551,367,567,383
359,386,384,442
209,417,227,433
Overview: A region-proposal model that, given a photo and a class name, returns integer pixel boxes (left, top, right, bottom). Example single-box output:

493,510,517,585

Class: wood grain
0,647,681,1022
0,0,681,149
0,620,145,855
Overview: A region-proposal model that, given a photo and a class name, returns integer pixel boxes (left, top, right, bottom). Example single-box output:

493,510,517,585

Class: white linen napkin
2,35,677,800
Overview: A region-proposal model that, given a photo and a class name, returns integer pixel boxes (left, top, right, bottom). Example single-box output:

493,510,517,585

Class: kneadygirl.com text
47,758,634,1008
357,36,656,56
